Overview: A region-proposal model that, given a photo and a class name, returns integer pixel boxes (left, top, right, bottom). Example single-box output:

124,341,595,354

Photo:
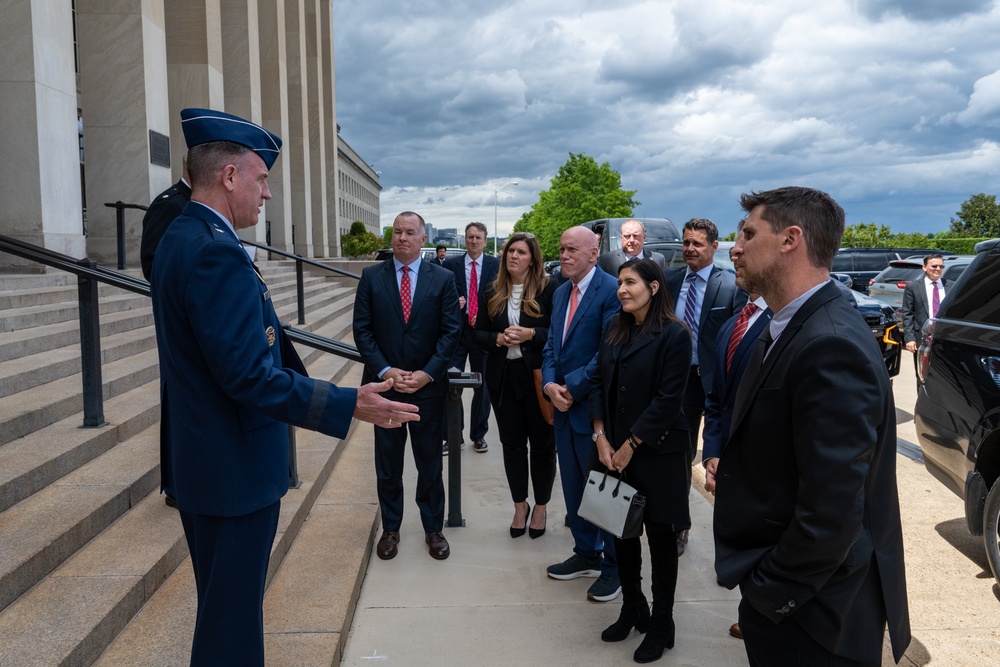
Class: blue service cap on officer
180,108,282,170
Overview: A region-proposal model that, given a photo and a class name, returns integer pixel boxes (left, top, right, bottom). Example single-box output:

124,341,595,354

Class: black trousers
180,501,281,667
615,519,679,611
739,597,880,667
375,392,447,533
678,366,705,531
490,358,556,504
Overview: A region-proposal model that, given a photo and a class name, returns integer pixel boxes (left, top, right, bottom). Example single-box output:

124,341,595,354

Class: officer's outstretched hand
354,378,420,428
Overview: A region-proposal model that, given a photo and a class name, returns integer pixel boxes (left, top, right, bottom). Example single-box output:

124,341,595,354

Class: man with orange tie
443,222,499,453
901,254,946,383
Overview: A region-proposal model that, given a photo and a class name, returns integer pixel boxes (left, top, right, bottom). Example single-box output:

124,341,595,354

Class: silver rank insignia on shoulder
213,225,224,233
263,289,270,301
265,326,276,347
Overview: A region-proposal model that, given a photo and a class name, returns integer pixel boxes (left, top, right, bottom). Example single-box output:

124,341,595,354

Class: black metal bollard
445,370,481,527
77,260,107,427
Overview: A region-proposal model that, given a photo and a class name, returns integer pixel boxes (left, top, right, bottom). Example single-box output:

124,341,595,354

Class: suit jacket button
778,605,790,615
787,600,796,609
620,386,626,392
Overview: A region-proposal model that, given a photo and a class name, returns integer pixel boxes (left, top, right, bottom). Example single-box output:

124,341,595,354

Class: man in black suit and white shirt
665,218,745,554
901,254,945,379
596,219,667,275
715,186,910,666
443,222,500,453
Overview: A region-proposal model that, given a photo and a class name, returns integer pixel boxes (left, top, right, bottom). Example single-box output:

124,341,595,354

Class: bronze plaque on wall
149,131,170,167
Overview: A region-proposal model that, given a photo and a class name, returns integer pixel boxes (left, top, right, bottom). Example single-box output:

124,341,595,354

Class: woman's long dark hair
487,233,548,318
606,258,681,344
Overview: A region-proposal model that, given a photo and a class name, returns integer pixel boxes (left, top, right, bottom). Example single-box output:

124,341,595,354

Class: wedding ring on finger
388,418,393,426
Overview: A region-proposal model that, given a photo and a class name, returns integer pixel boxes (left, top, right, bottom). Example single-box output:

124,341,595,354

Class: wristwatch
592,430,605,442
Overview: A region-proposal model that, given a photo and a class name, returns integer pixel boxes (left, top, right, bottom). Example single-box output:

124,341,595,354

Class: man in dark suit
665,218,745,554
542,226,623,602
429,245,448,265
442,222,499,453
353,211,462,562
715,186,911,666
597,219,667,275
902,254,946,380
151,108,418,667
140,154,191,281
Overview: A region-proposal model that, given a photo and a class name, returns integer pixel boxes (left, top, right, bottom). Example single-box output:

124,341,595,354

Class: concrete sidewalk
340,404,747,666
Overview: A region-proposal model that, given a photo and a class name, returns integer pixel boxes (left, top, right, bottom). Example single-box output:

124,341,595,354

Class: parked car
867,255,974,320
849,288,903,378
419,247,466,261
915,238,1000,586
644,240,735,272
831,248,954,294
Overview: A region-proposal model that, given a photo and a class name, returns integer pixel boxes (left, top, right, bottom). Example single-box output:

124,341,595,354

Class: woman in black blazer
474,233,557,539
589,258,691,664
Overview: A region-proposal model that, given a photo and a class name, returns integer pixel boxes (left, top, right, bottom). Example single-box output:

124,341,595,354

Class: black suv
915,238,1000,585
832,248,954,294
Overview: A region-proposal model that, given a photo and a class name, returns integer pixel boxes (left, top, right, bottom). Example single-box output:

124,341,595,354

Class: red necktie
468,260,478,325
563,285,580,341
931,281,940,317
400,265,412,323
726,302,759,374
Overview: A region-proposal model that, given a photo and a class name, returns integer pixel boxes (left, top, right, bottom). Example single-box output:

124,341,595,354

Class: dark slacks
490,358,556,504
680,366,705,530
615,519,679,609
739,597,880,667
179,501,281,667
444,327,491,441
555,424,617,574
375,391,446,533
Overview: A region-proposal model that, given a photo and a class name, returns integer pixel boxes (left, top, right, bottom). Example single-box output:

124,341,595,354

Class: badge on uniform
265,326,276,347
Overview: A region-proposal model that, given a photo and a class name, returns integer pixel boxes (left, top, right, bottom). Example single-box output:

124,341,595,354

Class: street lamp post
493,181,518,256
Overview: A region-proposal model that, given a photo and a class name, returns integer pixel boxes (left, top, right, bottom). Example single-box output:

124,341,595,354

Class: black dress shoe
426,531,450,560
376,530,400,560
164,494,178,509
473,438,488,453
676,529,689,557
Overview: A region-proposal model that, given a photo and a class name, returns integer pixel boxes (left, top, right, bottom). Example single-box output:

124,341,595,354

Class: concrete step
0,280,136,311
0,423,161,614
0,380,159,514
0,306,154,363
0,291,151,333
0,271,76,291
0,347,160,447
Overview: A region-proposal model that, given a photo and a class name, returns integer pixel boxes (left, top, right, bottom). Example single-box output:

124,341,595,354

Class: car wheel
984,481,1000,586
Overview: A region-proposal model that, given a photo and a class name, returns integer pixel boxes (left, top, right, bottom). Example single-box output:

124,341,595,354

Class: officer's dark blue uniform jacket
151,202,356,517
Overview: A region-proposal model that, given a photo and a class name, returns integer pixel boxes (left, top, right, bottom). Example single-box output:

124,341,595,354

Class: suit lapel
700,267,722,329
619,323,659,362
564,273,602,342
551,281,571,354
381,261,406,326
408,261,435,323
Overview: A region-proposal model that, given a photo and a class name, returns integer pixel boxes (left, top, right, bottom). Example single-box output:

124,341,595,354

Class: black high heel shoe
633,617,674,663
510,503,530,538
601,597,650,642
528,505,547,539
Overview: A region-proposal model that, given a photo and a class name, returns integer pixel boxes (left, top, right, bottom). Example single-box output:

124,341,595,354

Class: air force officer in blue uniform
150,108,418,667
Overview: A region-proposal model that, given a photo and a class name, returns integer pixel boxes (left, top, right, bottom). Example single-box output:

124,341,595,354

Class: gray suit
597,247,666,276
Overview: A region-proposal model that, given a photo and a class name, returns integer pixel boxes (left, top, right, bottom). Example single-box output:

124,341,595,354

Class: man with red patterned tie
443,222,500,453
902,254,946,383
353,212,462,561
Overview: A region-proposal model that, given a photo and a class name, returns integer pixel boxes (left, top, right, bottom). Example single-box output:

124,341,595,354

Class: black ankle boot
633,616,674,663
601,596,650,642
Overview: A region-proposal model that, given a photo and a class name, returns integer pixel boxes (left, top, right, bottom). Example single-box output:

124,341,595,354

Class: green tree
341,222,382,257
949,193,1000,237
514,152,638,258
382,226,393,247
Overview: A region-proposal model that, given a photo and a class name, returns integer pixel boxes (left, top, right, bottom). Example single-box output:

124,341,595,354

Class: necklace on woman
510,284,524,309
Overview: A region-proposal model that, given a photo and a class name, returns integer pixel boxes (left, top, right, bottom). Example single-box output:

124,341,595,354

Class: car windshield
874,266,922,283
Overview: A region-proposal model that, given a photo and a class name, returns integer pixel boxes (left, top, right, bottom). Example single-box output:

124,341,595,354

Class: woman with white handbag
589,258,692,664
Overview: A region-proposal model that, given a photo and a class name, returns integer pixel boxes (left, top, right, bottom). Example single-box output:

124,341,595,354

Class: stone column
76,0,171,266
258,0,293,252
305,0,328,257
221,0,269,246
0,0,85,269
320,0,340,257
284,0,313,257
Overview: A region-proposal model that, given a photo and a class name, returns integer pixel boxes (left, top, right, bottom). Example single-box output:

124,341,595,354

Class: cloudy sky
332,0,1000,239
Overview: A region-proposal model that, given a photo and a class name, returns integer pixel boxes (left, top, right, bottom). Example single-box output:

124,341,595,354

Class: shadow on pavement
934,517,990,575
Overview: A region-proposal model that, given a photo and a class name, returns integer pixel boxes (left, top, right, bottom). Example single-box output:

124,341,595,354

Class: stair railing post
78,259,107,427
114,202,126,270
295,256,306,325
445,370,481,528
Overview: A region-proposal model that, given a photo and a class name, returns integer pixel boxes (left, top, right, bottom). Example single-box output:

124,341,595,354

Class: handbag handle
596,470,627,498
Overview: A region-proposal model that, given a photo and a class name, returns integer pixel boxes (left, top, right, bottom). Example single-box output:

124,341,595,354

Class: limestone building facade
0,0,378,270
